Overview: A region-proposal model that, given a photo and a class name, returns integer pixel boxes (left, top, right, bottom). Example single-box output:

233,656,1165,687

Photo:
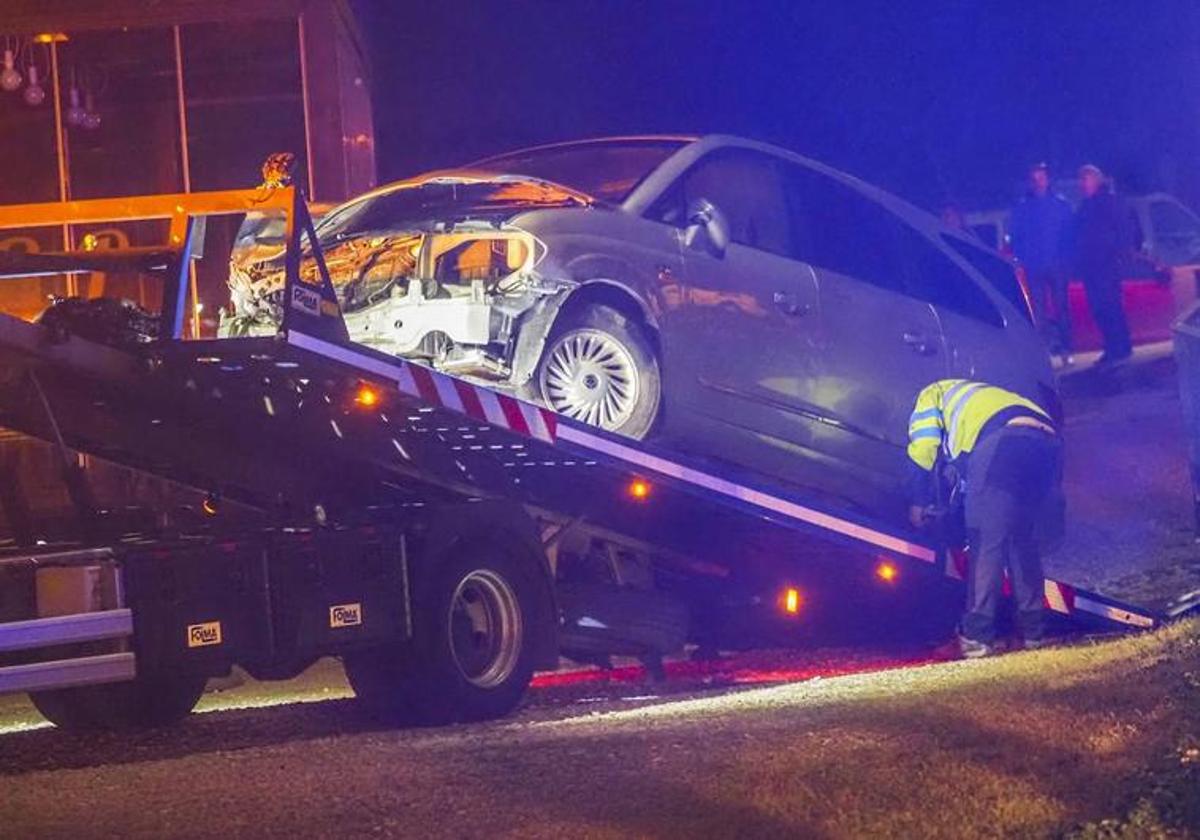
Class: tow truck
0,184,1163,730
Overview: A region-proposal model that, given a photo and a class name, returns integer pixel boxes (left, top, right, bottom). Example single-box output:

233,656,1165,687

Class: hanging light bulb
23,64,44,106
81,90,100,129
0,48,21,92
65,86,85,126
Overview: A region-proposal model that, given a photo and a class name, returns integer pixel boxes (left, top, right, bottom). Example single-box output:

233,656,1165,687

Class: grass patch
524,620,1200,838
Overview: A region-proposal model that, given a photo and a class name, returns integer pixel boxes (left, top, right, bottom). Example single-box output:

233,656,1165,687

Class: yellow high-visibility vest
907,379,1051,472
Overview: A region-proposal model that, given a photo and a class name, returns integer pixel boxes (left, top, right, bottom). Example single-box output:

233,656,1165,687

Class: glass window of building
181,20,308,193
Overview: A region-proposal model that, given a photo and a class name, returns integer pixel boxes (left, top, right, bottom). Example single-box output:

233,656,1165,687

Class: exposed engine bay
219,178,584,382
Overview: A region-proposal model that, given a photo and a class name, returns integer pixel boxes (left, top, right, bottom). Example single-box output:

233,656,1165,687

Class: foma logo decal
186,621,223,648
290,284,321,315
329,603,362,628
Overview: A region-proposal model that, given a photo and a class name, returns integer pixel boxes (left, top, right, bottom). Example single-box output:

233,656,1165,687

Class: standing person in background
1072,164,1133,365
1009,163,1073,363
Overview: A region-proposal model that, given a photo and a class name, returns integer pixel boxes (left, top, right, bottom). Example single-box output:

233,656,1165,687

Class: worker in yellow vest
907,380,1064,658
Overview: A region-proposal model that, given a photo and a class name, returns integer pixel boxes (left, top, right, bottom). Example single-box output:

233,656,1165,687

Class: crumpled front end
341,224,571,378
219,175,588,380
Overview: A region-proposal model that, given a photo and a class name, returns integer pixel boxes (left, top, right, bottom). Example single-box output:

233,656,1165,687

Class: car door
651,148,825,479
786,164,949,513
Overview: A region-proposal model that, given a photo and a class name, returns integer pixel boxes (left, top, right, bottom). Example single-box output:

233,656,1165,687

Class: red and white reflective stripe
288,331,556,443
1043,579,1074,615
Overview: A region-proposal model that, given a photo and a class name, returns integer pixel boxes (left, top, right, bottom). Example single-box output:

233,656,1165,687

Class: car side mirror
684,198,730,257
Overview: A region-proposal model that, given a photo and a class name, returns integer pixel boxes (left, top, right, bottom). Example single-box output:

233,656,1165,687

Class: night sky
359,0,1200,212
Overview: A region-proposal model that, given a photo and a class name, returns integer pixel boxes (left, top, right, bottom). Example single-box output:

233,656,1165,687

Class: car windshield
314,180,584,246
472,140,687,203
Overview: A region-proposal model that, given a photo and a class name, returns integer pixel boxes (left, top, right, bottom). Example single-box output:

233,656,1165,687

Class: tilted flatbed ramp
0,308,1155,632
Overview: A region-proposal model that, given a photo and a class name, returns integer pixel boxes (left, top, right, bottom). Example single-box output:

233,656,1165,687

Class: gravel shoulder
1050,344,1200,612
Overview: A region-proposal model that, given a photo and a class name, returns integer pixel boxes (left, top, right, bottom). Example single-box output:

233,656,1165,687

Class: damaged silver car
222,135,1054,518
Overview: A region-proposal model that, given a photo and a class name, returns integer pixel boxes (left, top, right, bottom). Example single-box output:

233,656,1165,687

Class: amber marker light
354,383,381,408
782,586,802,615
875,560,899,584
627,478,651,500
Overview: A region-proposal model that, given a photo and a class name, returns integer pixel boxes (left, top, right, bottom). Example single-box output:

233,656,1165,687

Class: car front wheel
537,304,661,439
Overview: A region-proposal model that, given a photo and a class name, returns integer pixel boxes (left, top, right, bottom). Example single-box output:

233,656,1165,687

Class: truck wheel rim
540,328,639,430
449,569,523,689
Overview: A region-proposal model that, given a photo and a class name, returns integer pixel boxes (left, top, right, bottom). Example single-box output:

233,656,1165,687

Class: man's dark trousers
1081,267,1132,358
962,427,1062,644
1029,268,1071,353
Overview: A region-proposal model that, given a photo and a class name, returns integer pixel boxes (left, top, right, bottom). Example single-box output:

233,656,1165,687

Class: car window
783,163,907,295
654,149,793,258
901,230,1003,327
941,236,1030,323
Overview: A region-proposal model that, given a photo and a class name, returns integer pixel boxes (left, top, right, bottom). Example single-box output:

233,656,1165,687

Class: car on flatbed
222,135,1055,522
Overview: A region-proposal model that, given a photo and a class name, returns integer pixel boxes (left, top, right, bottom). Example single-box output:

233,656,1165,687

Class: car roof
324,134,949,240
468,135,700,166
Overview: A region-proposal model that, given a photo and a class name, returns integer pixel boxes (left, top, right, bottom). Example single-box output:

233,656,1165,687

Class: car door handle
773,291,810,316
902,331,938,355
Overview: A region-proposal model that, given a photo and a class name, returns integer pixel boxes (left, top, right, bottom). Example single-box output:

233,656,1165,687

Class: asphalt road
0,648,941,839
1050,342,1200,610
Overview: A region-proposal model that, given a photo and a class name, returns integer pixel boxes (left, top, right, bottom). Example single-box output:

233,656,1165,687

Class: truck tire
537,304,661,439
29,670,206,731
557,583,689,660
344,538,548,725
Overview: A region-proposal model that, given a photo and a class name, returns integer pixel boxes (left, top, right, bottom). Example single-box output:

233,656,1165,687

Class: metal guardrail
0,653,136,695
0,608,133,654
0,547,134,695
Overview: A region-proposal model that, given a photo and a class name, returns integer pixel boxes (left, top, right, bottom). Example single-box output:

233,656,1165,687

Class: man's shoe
1023,637,1047,651
959,635,995,659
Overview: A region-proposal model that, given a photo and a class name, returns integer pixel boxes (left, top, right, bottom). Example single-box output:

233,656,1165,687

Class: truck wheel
29,671,206,731
345,540,546,725
537,304,661,439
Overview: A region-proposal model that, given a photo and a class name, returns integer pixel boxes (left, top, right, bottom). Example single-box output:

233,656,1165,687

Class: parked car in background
967,192,1200,352
222,135,1055,521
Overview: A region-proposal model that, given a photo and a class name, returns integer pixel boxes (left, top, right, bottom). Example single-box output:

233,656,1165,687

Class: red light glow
627,478,651,500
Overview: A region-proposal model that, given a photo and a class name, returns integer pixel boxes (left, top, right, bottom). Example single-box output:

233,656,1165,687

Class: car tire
536,304,661,439
344,540,546,726
29,671,206,731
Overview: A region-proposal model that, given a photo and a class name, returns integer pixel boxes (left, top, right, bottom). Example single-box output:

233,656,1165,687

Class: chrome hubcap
449,569,522,689
541,328,639,430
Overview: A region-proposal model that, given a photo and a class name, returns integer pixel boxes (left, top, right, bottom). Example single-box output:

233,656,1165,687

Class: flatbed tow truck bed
0,186,1162,730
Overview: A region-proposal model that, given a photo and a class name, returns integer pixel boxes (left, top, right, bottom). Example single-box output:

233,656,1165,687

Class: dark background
358,0,1200,214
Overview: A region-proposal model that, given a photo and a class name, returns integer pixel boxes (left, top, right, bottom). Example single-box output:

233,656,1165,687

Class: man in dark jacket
1072,164,1132,365
1010,163,1073,360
